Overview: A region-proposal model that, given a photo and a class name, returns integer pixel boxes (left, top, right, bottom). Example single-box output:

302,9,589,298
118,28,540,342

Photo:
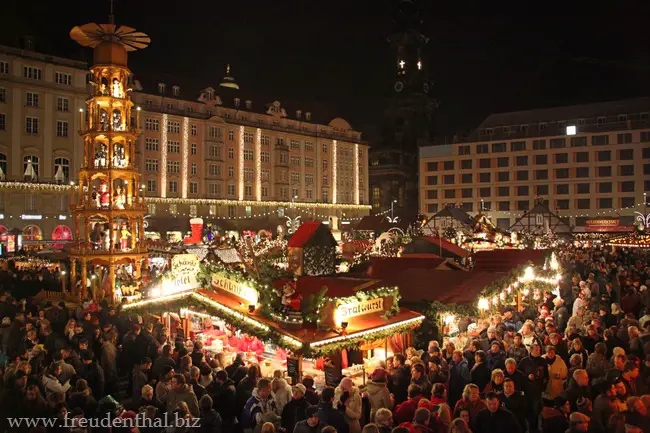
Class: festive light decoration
255,128,261,201
142,196,370,210
354,143,359,205
238,126,244,201
181,117,189,198
161,114,168,198
310,316,423,348
332,139,337,204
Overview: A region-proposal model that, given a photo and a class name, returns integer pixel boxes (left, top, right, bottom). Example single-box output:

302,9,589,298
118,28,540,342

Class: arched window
0,153,7,178
52,225,72,249
24,155,39,177
54,157,70,181
22,225,42,241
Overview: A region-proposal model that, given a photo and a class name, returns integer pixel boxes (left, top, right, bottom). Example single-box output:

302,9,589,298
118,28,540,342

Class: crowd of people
0,245,648,433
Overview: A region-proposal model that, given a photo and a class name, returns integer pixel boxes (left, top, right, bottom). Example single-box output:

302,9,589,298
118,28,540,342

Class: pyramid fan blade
115,25,136,35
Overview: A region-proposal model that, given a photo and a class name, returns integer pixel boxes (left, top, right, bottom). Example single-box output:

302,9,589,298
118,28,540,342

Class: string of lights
477,200,649,219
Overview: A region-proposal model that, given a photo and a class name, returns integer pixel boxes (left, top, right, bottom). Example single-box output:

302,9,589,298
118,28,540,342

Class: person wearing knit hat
367,367,393,422
569,412,590,432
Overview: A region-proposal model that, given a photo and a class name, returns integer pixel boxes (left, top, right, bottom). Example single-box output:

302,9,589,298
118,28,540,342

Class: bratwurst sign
336,297,385,321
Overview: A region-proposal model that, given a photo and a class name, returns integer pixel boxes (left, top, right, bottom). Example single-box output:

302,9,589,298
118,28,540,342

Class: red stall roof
472,249,547,272
273,276,382,298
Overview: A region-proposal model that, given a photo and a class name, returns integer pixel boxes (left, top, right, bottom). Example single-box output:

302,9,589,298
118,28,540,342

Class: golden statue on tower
69,16,150,303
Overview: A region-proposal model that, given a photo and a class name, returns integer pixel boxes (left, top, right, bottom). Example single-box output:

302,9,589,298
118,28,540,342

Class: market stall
121,268,423,388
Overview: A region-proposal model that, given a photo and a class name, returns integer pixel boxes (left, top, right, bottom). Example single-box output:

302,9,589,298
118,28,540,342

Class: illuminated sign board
211,274,259,305
157,254,200,296
336,297,385,321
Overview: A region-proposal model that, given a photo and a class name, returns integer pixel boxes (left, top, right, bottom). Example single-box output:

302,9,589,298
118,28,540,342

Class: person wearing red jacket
394,384,424,424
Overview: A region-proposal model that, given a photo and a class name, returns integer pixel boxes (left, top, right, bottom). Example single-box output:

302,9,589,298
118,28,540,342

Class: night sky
3,0,649,142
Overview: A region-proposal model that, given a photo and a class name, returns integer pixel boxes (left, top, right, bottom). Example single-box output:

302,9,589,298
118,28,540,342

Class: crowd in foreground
0,246,649,433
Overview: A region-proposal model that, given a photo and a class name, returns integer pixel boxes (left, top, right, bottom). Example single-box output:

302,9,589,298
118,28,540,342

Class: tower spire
109,0,115,24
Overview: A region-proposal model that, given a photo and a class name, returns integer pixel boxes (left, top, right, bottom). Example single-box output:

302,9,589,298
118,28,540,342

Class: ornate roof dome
219,64,240,90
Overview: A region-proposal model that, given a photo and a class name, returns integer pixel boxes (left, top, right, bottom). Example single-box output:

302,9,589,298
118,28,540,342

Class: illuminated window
53,157,70,181
147,179,157,192
56,120,68,137
191,143,197,155
24,155,39,176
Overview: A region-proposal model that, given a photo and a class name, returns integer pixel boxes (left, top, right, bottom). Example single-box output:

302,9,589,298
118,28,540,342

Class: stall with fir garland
121,259,423,387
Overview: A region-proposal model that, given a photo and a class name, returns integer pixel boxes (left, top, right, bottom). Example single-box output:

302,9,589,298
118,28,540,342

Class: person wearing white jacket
334,377,362,433
42,362,71,396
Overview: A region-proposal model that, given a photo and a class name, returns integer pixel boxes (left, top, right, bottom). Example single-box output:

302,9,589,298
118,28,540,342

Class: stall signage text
211,274,259,304
337,297,384,321
162,254,200,294
586,219,619,227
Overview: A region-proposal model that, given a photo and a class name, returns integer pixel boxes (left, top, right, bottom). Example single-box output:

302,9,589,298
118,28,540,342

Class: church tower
369,0,435,220
68,19,150,302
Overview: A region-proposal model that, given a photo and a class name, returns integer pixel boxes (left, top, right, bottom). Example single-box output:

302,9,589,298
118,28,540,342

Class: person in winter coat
518,344,548,433
393,384,423,424
586,342,611,380
242,379,279,433
591,382,619,433
167,373,200,417
470,350,490,393
388,354,411,406
448,350,470,408
503,358,526,392
272,377,293,415
301,376,320,406
281,383,310,433
410,363,432,399
540,396,570,433
67,379,97,416
498,378,525,431
365,368,393,422
412,407,434,433
198,394,223,433
486,342,506,373
132,357,152,400
507,333,529,364
483,369,505,394
78,349,105,400
567,338,588,370
237,365,261,419
452,384,486,431
565,369,591,411
152,344,176,379
42,361,71,396
293,405,326,433
211,369,237,430
474,392,521,433
99,333,117,392
317,386,349,433
543,345,568,399
334,377,362,433
552,298,569,333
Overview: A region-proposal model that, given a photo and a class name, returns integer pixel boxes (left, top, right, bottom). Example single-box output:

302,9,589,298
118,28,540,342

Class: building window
550,138,566,149
617,133,633,144
55,120,68,137
24,155,39,176
479,187,491,197
190,162,197,176
576,167,589,178
426,176,438,186
244,149,254,161
570,136,587,147
145,119,159,130
167,141,180,153
426,162,438,171
461,188,472,198
228,148,234,159
515,156,528,166
620,165,634,176
190,125,197,136
491,142,506,153
228,130,234,140
23,66,42,80
291,156,300,166
643,147,650,159
227,184,235,196
56,96,69,112
209,145,221,158
458,145,470,155
461,174,472,183
517,200,529,211
53,157,70,181
510,141,526,151
209,164,221,176
592,135,609,146
145,138,159,151
534,155,547,165
26,92,39,107
166,161,180,173
599,182,612,193
516,170,529,181
55,72,72,86
0,61,8,74
598,166,612,177
167,121,180,134
147,203,156,215
556,184,569,195
228,206,236,218
443,175,454,185
498,187,509,197
532,139,547,150
147,179,157,192
576,183,590,194
620,181,635,193
619,149,634,160
598,198,613,209
189,182,198,194
517,186,529,196
427,204,438,213
556,168,569,179
168,181,178,193
476,143,488,154
556,200,569,210
536,185,549,195
641,131,650,142
443,161,454,170
426,190,438,199
597,150,611,162
575,152,589,163
0,114,5,131
535,169,548,180
497,172,509,182
228,166,234,177
497,157,509,168
461,160,472,169
479,173,491,183
577,199,590,209
444,189,456,199
145,159,159,172
554,153,568,164
479,159,490,169
304,157,314,167
209,183,221,196
621,197,635,208
25,117,38,134
498,201,510,211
